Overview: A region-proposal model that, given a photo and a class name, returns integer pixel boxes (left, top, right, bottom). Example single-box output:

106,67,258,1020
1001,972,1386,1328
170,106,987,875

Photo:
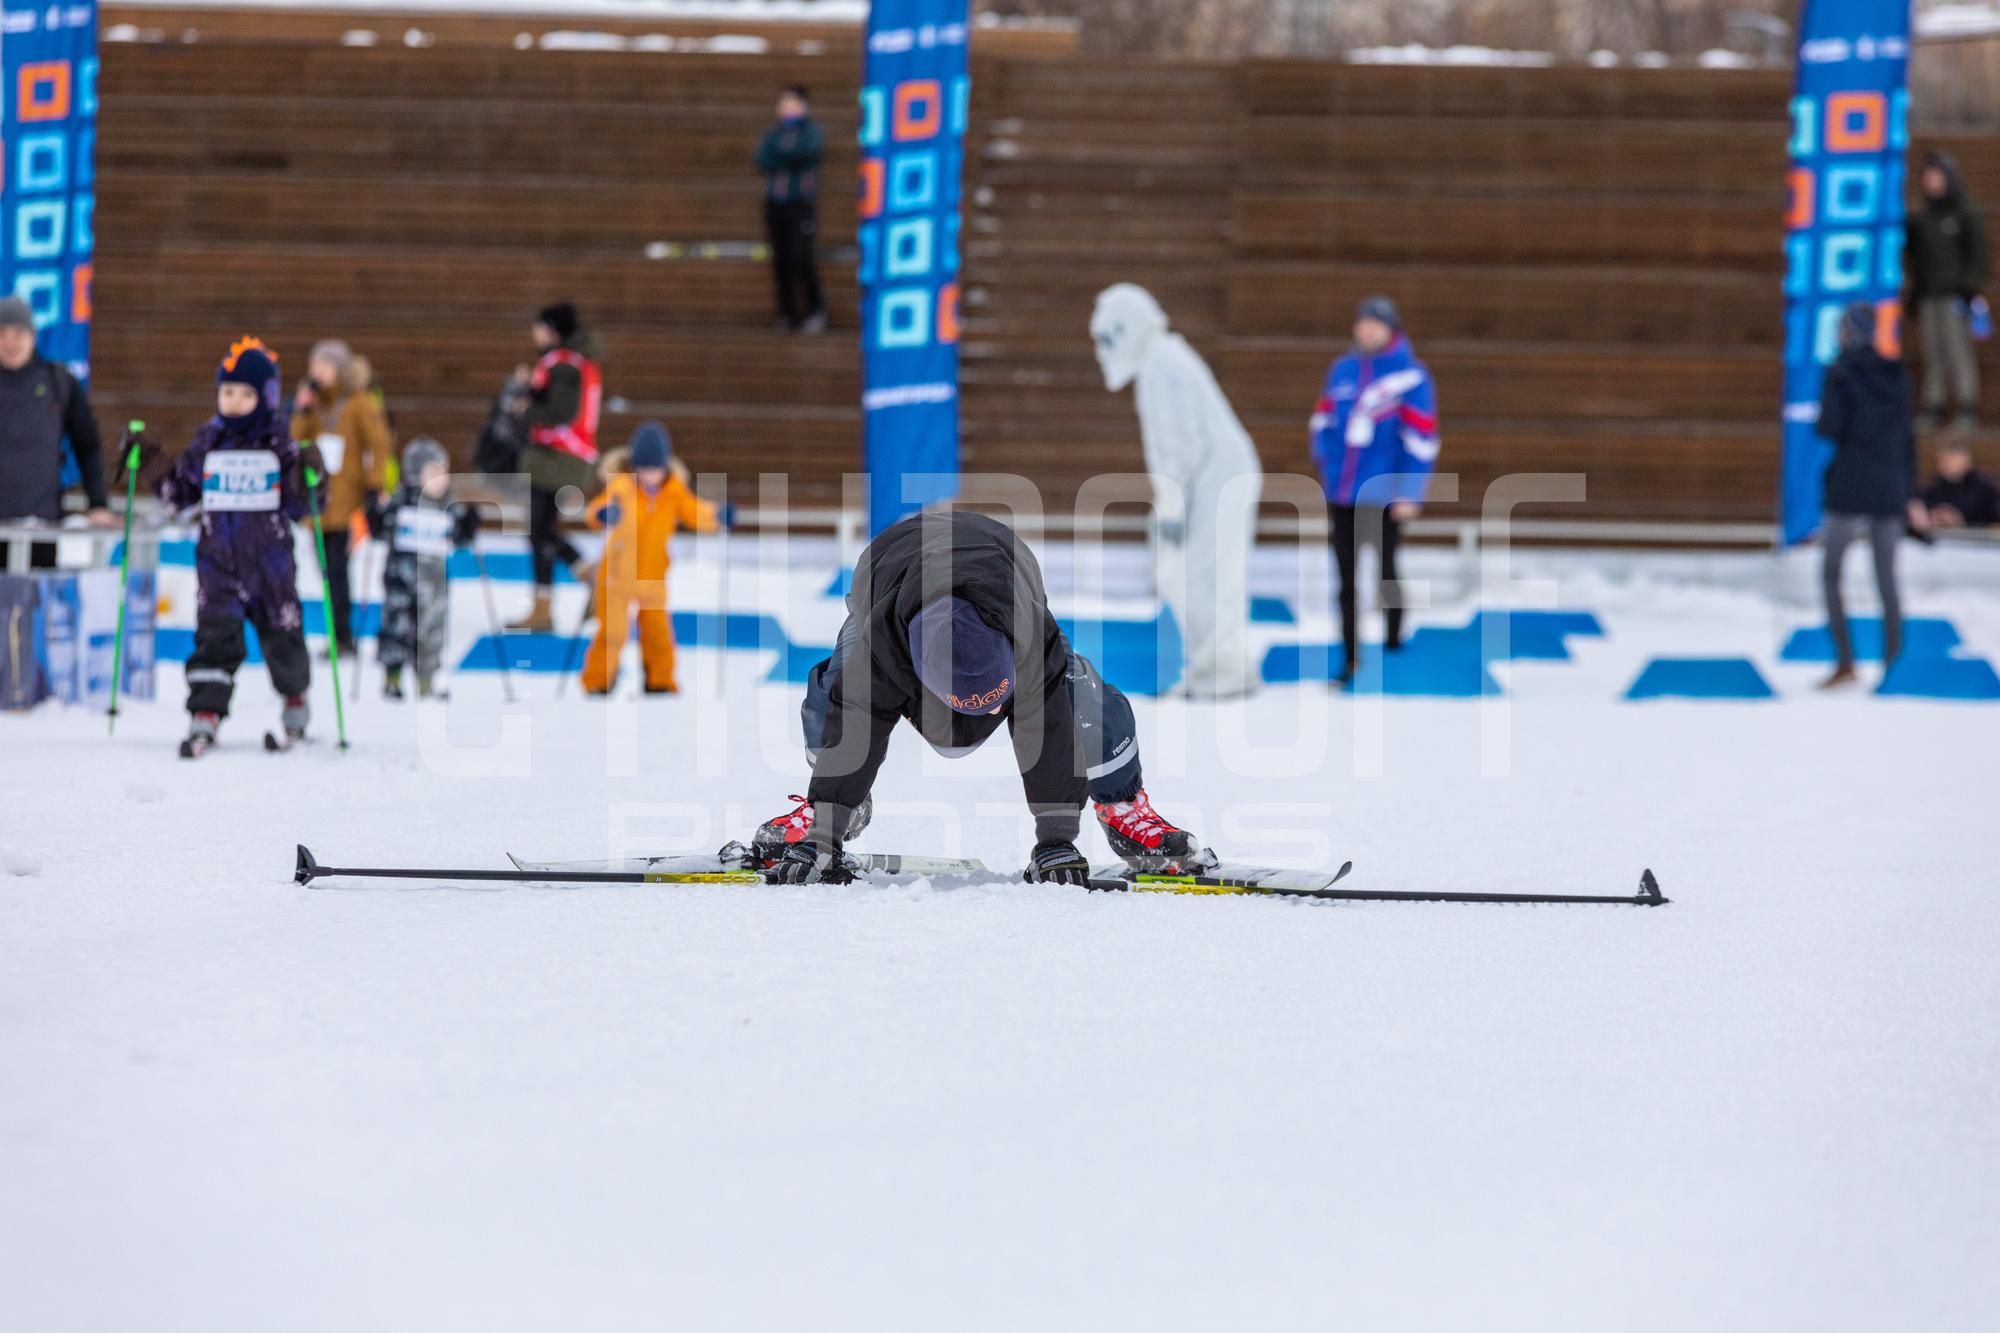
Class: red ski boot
751,794,874,868
1094,789,1209,872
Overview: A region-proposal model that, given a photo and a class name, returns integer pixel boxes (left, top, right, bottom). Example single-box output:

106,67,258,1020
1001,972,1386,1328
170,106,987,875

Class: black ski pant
799,624,1143,805
529,486,582,590
322,527,355,650
1330,503,1405,674
765,199,824,327
185,612,311,718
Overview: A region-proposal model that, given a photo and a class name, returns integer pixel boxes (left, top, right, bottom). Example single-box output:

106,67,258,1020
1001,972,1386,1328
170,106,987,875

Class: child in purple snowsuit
159,338,314,754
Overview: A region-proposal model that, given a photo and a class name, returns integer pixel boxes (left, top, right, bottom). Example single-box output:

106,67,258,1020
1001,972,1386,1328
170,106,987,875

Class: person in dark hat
755,83,827,333
0,294,114,570
1906,150,1988,433
1815,302,1922,690
507,302,604,630
1309,294,1441,686
577,420,720,696
156,337,316,756
752,509,1206,884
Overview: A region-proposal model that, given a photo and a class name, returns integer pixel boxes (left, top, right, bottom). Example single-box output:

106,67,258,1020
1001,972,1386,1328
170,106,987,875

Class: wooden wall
87,33,1998,524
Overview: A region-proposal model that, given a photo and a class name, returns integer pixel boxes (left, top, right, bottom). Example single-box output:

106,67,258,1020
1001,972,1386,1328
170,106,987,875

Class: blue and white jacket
1309,336,1441,506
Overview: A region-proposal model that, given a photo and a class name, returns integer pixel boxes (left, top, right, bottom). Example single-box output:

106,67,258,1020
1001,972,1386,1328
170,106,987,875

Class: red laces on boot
776,796,815,841
1096,792,1171,849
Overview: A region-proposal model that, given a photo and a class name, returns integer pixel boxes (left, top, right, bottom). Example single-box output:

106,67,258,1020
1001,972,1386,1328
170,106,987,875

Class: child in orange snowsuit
579,422,719,695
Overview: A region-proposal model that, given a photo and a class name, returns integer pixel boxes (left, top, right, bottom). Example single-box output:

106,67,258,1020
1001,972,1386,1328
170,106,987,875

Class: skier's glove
771,839,854,886
1024,840,1091,886
600,501,623,530
719,500,739,530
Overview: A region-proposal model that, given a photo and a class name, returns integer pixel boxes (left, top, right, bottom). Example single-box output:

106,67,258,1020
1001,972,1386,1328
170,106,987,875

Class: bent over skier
754,509,1206,885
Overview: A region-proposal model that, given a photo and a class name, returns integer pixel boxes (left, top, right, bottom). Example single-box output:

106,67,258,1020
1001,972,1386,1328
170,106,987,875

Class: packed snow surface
5,541,1998,1331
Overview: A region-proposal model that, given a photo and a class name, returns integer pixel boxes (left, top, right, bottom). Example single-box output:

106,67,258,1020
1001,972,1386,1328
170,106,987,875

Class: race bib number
202,450,282,513
316,433,347,476
394,506,454,558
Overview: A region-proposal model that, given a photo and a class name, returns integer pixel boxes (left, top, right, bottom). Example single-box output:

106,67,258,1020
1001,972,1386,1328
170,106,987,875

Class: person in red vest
508,302,603,631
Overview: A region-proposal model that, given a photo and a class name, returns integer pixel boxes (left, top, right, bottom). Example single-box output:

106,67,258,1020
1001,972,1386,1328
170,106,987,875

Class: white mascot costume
1091,283,1261,698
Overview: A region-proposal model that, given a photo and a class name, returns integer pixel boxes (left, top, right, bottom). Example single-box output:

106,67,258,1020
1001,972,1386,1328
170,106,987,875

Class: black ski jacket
1816,345,1916,518
807,510,1085,844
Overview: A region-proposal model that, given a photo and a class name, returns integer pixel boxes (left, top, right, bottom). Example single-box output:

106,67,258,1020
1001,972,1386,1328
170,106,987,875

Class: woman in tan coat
291,339,393,657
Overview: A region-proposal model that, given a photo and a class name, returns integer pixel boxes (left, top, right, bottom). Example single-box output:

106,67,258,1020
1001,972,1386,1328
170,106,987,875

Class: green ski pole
107,422,145,737
304,464,351,750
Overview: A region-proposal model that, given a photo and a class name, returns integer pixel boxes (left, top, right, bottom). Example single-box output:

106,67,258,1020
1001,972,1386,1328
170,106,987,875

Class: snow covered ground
5,537,2000,1331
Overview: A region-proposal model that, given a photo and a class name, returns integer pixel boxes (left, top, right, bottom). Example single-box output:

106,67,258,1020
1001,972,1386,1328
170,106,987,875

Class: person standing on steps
1310,296,1441,688
756,83,827,334
508,303,602,632
1906,151,1988,436
289,339,391,658
0,295,116,571
1815,303,1924,691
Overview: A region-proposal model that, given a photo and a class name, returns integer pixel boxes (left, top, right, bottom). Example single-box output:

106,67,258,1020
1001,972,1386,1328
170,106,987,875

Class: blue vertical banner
860,2,967,536
1781,1,1910,545
1,2,96,375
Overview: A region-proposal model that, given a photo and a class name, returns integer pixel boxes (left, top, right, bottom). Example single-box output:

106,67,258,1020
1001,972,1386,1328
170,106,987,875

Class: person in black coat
753,509,1205,884
1815,303,1923,688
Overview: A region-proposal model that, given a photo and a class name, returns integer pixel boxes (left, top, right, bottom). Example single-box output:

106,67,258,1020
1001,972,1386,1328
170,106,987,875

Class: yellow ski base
642,871,764,884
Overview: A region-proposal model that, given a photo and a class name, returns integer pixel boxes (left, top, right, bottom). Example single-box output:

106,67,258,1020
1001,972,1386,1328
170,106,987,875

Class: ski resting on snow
293,845,1668,906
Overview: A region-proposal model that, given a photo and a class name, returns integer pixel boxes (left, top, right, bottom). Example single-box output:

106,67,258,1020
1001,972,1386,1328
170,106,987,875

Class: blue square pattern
1813,301,1848,364
18,134,69,193
73,195,95,255
1819,231,1870,293
858,222,880,284
877,288,931,350
1625,658,1776,701
1823,165,1879,224
77,129,96,187
1789,94,1817,156
889,152,937,212
1780,617,1961,663
15,272,63,327
81,57,100,117
885,217,933,279
859,87,887,149
15,201,68,262
1876,225,1902,290
1785,234,1813,298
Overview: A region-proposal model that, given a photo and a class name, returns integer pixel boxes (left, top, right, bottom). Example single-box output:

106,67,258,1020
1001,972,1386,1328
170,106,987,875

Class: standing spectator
0,295,115,570
290,339,392,657
1920,439,2000,529
1815,303,1924,690
1906,150,1988,433
1309,296,1440,687
757,83,826,335
508,303,602,632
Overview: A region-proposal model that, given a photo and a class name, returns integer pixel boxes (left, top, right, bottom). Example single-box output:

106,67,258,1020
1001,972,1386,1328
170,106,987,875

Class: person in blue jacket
1309,296,1441,685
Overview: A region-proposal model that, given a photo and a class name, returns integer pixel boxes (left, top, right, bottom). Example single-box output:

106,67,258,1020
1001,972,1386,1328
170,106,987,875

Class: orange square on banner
938,283,960,344
1786,168,1814,229
18,61,72,122
72,264,94,324
859,159,885,219
893,79,942,142
1825,92,1884,151
1874,300,1901,358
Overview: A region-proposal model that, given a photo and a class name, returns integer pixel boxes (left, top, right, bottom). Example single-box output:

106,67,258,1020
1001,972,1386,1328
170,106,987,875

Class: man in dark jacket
756,84,827,334
1815,303,1922,688
753,510,1205,885
507,302,602,631
1920,440,2000,529
0,296,115,569
1906,151,1988,432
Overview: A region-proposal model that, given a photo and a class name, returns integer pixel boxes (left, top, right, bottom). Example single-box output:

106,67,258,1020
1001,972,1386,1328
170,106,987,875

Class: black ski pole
295,844,758,887
471,547,518,703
